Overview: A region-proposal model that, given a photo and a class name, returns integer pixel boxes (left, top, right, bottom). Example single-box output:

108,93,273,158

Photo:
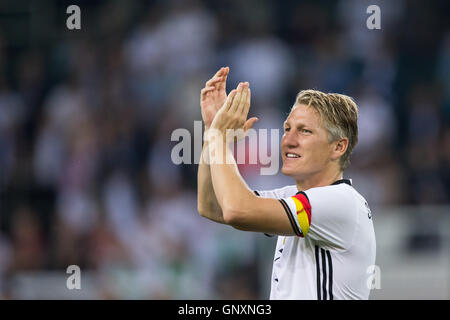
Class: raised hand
200,67,229,129
210,82,259,142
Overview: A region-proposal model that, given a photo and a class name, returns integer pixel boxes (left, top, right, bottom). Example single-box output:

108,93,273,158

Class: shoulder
304,183,363,218
305,183,356,200
255,185,298,199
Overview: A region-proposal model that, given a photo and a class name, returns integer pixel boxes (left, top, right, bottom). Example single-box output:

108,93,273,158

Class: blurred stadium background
0,0,449,299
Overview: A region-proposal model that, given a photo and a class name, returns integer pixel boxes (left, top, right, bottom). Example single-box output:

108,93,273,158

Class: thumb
244,117,259,132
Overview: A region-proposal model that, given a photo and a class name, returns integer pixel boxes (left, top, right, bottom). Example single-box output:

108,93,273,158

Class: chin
282,165,307,180
282,166,298,177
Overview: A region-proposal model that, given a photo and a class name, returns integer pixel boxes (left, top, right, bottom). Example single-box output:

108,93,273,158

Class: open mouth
285,152,300,159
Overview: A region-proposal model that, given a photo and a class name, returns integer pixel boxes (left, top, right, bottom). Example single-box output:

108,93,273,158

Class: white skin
198,67,348,235
281,105,348,192
197,67,231,224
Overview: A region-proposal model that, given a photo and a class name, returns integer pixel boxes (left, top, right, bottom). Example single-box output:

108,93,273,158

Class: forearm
197,138,225,224
208,134,255,217
208,140,294,235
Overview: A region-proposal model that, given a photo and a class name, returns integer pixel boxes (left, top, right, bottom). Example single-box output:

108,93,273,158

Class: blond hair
294,89,358,170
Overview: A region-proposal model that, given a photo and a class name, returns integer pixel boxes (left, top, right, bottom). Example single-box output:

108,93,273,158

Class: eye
284,127,290,132
301,129,312,134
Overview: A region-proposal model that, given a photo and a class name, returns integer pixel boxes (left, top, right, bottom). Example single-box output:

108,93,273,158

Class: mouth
285,152,301,159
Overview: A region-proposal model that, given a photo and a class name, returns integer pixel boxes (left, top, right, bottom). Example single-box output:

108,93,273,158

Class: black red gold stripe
278,199,301,237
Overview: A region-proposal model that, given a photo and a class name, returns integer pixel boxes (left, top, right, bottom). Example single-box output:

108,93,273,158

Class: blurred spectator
8,206,46,271
0,0,449,299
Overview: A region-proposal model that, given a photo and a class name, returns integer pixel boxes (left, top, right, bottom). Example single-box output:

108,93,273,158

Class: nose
282,130,299,149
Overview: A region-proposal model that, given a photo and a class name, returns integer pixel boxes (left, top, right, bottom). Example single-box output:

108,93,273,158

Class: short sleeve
253,185,298,199
253,185,298,237
281,185,357,249
254,189,278,199
254,187,297,238
254,190,276,237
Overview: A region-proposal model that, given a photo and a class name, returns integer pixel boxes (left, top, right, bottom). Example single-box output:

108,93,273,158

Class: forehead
285,104,322,126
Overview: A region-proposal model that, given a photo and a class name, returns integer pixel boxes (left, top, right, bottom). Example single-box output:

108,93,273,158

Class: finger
229,83,244,112
222,89,237,111
200,86,216,100
205,67,226,85
236,82,249,115
218,67,229,92
237,86,248,115
243,117,259,132
201,86,215,94
241,86,251,119
233,83,248,114
205,76,223,87
214,67,225,77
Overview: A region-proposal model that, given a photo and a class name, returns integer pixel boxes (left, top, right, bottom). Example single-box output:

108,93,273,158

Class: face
281,104,336,180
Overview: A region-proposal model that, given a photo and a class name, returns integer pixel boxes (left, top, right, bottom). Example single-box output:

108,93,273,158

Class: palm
202,88,226,126
200,67,229,128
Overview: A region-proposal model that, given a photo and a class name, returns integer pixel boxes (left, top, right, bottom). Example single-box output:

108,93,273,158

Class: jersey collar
295,179,352,195
330,179,352,186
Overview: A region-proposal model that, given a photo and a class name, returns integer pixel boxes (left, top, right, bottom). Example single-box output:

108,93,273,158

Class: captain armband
278,192,311,237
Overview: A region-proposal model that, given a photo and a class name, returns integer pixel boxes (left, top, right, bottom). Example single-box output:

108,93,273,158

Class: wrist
205,127,228,145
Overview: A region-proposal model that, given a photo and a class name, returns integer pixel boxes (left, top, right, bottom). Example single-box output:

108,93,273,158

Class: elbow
221,196,253,227
197,201,222,222
223,208,250,231
197,202,208,219
222,209,236,225
222,203,246,227
197,195,210,218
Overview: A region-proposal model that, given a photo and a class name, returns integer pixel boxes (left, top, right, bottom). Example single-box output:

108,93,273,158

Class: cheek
305,140,330,162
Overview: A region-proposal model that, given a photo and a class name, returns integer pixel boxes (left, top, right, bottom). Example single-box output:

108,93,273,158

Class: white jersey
255,179,376,300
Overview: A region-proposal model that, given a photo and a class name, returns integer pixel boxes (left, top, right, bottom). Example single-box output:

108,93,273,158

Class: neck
295,167,343,192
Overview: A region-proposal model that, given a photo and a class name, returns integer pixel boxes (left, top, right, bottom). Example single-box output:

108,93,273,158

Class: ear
331,137,348,161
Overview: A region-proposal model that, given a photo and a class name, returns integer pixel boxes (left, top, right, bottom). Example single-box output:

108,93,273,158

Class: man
197,67,376,300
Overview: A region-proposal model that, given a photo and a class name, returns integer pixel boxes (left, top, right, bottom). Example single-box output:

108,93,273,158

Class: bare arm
197,67,229,222
208,83,296,236
197,133,225,223
209,136,294,235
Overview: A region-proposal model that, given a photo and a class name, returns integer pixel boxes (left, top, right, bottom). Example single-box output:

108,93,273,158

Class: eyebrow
283,120,309,128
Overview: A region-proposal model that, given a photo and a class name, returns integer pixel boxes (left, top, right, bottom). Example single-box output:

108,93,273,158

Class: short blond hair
293,89,358,170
